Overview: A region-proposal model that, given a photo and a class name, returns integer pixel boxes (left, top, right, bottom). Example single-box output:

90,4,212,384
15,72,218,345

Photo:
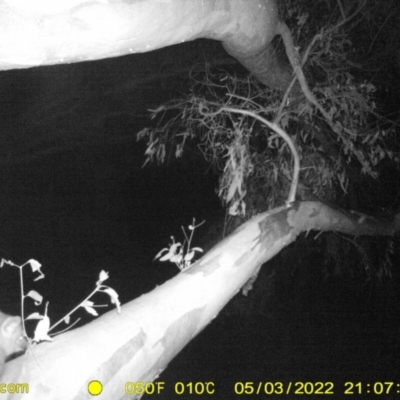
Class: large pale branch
2,201,398,399
0,0,292,88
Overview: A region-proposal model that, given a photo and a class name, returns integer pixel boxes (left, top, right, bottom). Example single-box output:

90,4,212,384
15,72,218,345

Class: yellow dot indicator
88,380,103,396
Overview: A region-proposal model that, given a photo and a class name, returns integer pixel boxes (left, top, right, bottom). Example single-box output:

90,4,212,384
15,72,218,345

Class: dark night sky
0,34,399,396
0,40,225,308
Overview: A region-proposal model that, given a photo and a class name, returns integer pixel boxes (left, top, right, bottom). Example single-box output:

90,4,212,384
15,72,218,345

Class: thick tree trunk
2,201,398,399
0,0,291,88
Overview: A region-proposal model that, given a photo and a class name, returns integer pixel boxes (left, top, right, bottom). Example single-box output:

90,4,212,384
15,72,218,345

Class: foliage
155,219,204,271
0,258,120,343
137,0,399,218
323,232,397,281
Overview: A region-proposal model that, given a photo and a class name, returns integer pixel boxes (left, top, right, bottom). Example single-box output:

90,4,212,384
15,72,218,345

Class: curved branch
218,107,300,205
278,21,366,170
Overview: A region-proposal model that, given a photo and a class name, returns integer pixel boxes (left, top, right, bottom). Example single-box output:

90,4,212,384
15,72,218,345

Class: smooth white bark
0,0,279,70
2,202,398,399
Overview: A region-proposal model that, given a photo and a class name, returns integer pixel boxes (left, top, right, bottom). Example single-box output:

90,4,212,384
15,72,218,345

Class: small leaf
169,242,182,254
26,290,43,306
159,243,182,261
184,251,195,262
226,178,239,203
170,253,183,264
81,300,99,316
281,114,289,129
28,259,42,272
82,300,95,308
229,200,240,216
26,312,44,321
84,306,99,317
159,251,174,262
27,259,45,281
175,144,183,158
154,247,169,260
102,288,121,314
33,315,52,343
97,270,109,285
297,12,309,26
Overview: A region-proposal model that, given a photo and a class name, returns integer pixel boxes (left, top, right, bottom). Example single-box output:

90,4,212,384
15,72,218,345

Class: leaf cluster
0,259,120,344
137,0,399,216
154,219,204,271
